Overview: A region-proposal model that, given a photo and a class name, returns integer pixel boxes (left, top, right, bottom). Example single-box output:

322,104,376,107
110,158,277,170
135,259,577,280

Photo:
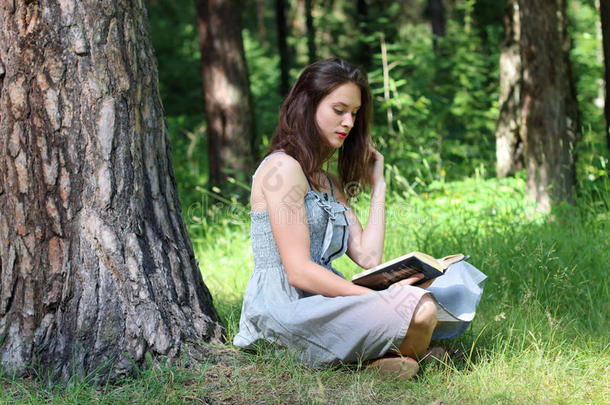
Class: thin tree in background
601,0,610,152
256,0,268,45
354,0,373,71
558,0,580,164
0,0,223,381
496,0,524,177
195,0,256,191
276,0,291,96
305,0,316,64
426,0,446,51
518,0,579,211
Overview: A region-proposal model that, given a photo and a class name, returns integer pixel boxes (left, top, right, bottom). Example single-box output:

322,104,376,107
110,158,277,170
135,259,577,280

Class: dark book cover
352,256,444,290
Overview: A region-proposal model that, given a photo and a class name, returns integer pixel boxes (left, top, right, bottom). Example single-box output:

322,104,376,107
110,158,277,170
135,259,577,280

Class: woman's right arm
261,154,372,297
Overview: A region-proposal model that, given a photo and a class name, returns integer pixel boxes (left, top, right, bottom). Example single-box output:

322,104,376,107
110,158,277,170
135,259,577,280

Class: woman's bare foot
365,356,419,380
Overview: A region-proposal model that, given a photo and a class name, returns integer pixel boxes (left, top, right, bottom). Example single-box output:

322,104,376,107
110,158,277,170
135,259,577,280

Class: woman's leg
366,293,437,380
396,294,437,358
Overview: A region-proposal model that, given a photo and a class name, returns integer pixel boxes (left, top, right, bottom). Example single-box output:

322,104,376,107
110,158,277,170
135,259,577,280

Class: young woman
233,58,485,379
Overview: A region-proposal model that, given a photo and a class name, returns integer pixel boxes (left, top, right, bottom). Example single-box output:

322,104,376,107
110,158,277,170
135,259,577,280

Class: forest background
148,0,607,208
1,0,608,403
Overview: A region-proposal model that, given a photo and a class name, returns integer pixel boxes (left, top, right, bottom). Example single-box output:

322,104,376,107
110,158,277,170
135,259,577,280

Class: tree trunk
0,0,223,382
496,0,524,177
558,0,581,170
305,0,316,64
195,0,256,191
426,0,446,51
599,0,610,151
276,0,290,96
355,0,373,71
518,0,579,211
256,0,268,45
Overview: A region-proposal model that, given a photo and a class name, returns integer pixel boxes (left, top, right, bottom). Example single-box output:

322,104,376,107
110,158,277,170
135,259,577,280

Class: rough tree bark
496,0,524,177
0,0,223,381
600,0,610,152
195,0,256,190
518,0,579,211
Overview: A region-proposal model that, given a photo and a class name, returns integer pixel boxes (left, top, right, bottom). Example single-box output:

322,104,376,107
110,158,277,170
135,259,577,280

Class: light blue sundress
233,152,487,365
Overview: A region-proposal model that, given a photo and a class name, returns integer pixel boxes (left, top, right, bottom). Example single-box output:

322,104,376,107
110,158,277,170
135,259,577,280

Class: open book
351,252,467,290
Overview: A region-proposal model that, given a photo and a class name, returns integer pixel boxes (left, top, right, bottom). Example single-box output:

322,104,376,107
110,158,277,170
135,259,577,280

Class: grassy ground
2,176,609,404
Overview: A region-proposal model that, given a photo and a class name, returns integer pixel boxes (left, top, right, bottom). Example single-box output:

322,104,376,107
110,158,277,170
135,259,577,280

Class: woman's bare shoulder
251,153,308,211
255,153,306,185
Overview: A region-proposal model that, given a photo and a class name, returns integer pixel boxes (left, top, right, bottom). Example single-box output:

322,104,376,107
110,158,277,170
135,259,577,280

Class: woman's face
315,82,361,149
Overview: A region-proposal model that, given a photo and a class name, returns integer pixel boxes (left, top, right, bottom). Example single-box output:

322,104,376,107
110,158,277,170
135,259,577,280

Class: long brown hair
266,58,373,199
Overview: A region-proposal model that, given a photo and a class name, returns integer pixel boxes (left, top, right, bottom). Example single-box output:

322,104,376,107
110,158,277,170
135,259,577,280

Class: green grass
2,176,609,403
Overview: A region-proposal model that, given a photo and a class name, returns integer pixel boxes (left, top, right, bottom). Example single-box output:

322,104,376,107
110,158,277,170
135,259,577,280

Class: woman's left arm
332,148,386,269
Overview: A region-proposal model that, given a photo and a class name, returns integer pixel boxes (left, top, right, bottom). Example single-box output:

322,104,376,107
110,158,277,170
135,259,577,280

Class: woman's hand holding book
387,273,431,289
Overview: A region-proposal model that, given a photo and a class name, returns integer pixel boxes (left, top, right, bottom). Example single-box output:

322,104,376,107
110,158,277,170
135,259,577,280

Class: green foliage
569,1,609,185
243,29,283,156
147,0,608,208
367,1,501,190
146,0,202,118
166,115,208,212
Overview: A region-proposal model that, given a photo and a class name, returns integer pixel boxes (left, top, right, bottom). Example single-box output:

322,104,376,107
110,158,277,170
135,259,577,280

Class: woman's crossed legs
366,293,438,379
396,293,438,358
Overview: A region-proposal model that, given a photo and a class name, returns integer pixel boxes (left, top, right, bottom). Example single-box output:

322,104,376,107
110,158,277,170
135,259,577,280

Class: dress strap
326,173,335,197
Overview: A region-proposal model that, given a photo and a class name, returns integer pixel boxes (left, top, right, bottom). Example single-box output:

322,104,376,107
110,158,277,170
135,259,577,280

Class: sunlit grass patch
187,175,609,403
